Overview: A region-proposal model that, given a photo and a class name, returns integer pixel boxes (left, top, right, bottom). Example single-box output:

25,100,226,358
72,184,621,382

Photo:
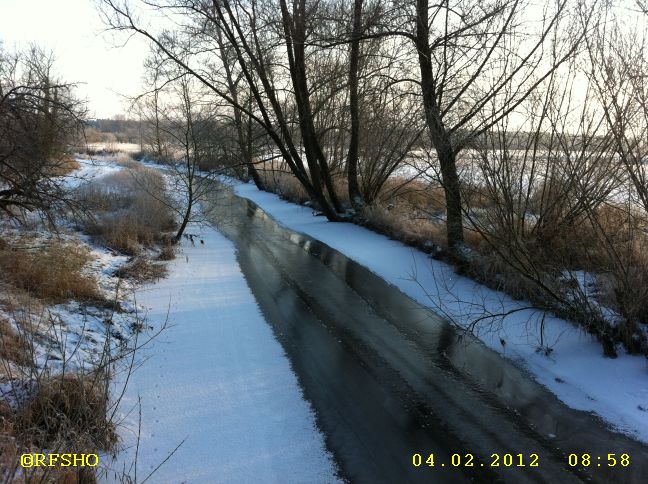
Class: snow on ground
0,227,136,376
66,155,125,189
106,221,339,483
230,180,648,445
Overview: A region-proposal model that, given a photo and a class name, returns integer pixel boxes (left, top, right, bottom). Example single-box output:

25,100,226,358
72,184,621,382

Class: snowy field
106,219,339,483
231,180,648,445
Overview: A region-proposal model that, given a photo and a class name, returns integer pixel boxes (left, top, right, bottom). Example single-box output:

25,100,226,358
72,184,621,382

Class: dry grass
158,243,176,261
361,203,446,251
47,157,81,177
258,168,310,205
114,256,168,282
15,374,115,451
0,319,32,369
378,177,447,213
0,373,111,483
77,166,176,255
0,162,173,481
0,240,99,303
114,152,139,169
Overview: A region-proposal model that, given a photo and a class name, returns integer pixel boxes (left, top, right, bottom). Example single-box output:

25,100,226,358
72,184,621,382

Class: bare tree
0,45,85,222
99,0,427,219
410,0,594,255
134,65,223,241
586,6,648,215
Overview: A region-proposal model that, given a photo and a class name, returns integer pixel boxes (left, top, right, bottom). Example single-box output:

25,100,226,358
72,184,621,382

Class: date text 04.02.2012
412,453,539,468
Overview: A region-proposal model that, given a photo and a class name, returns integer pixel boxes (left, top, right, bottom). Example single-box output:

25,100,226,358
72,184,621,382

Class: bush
158,243,176,261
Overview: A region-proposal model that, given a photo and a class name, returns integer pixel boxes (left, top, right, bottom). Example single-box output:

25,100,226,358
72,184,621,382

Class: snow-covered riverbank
107,219,339,483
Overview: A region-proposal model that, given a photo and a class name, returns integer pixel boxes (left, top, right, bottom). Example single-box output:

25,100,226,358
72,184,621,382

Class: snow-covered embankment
108,220,339,483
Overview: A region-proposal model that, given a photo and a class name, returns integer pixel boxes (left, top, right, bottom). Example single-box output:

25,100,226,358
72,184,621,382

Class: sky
0,0,149,119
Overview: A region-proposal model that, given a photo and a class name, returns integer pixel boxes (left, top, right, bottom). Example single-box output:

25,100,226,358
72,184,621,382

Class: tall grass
0,240,99,303
76,166,176,255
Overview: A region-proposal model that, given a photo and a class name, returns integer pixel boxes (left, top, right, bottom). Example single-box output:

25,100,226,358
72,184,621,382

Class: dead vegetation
258,168,310,206
0,239,99,303
360,203,445,252
114,256,168,282
158,243,176,261
0,237,113,483
0,318,32,369
0,304,117,483
0,370,113,484
15,373,115,450
75,165,176,255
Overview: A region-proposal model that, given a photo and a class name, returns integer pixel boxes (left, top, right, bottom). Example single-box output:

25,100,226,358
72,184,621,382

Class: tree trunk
415,0,465,252
280,0,343,216
346,0,364,209
175,193,192,241
175,170,193,241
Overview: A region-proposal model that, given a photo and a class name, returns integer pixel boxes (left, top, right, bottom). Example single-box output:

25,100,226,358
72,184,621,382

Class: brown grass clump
258,168,310,205
0,319,32,369
0,240,99,303
114,152,139,169
330,175,351,207
0,374,111,483
114,257,168,282
15,374,115,451
361,204,445,251
378,177,447,213
158,243,176,261
0,411,21,484
47,157,81,177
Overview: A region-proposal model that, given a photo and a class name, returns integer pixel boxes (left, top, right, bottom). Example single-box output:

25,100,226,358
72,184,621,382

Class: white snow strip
231,180,648,445
107,222,339,483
